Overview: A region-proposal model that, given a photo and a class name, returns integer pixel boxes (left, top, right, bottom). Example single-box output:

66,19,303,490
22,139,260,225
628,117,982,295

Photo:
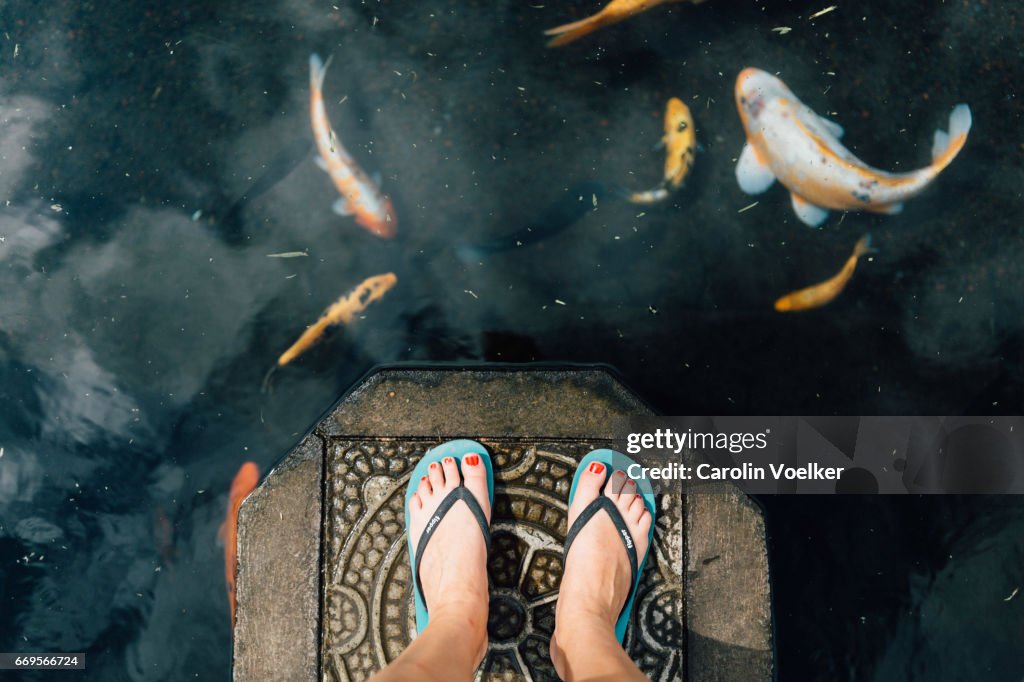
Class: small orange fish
774,235,874,312
310,54,397,238
277,273,397,366
219,462,260,629
629,97,696,204
545,0,704,48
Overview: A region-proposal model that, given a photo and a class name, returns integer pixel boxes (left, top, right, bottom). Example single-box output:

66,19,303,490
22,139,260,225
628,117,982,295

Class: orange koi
735,68,972,227
277,273,397,366
545,0,704,48
219,462,260,629
310,54,397,238
629,97,696,204
774,235,873,312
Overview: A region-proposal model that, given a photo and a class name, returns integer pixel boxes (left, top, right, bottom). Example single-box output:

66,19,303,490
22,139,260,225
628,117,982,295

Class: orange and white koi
629,97,696,204
735,68,972,227
277,273,397,366
545,0,704,48
219,462,260,629
774,235,873,312
310,54,397,238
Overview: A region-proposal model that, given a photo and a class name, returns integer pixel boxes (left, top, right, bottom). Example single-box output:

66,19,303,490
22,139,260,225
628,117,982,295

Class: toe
417,475,432,499
571,460,607,512
440,456,460,490
461,453,491,520
410,492,423,510
427,460,444,491
605,469,628,498
636,506,653,537
616,479,637,512
625,493,645,520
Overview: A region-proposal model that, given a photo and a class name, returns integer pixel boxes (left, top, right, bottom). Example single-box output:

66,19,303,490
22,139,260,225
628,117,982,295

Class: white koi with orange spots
310,54,397,238
734,68,972,227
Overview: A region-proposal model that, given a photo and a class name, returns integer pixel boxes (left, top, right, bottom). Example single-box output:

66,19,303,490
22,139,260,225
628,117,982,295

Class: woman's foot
408,453,492,666
550,462,652,678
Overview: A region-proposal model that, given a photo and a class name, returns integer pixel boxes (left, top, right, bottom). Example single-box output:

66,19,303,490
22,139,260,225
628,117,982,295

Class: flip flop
564,448,657,643
404,439,494,634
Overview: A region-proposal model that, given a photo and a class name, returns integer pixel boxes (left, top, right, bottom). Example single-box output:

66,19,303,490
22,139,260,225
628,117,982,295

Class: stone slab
232,366,774,682
233,433,324,682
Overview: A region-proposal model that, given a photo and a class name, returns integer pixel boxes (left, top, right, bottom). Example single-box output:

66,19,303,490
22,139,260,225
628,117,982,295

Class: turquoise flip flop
404,439,494,633
565,448,657,643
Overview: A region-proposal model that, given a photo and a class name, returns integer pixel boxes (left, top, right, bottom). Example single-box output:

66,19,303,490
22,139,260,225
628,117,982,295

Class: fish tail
929,104,972,173
853,234,875,259
544,12,613,47
309,53,333,91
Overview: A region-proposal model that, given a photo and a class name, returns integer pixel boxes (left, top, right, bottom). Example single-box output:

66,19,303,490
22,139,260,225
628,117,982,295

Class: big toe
461,452,491,519
568,460,608,519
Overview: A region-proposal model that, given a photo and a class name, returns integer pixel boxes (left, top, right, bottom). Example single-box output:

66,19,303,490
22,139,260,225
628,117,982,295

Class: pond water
1,0,1022,679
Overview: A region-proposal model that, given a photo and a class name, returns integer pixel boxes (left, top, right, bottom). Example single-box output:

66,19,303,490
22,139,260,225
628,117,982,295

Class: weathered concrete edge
318,365,654,439
685,488,774,682
233,433,324,682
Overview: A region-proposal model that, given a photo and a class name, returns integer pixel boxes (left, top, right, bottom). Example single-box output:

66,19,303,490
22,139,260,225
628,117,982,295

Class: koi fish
735,68,972,227
629,97,696,204
219,462,260,629
278,273,397,366
545,0,704,48
310,53,397,238
774,235,873,312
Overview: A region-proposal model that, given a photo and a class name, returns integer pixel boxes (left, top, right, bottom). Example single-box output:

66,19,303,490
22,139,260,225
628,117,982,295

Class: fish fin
309,53,333,91
314,156,329,171
791,193,829,227
817,115,844,139
870,202,903,215
735,142,776,195
332,197,354,216
544,14,609,47
930,103,972,169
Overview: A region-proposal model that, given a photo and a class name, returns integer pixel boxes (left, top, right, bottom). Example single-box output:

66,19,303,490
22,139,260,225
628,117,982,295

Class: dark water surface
1,0,1022,679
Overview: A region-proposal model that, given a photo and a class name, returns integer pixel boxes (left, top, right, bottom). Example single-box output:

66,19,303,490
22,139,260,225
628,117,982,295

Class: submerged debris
266,251,309,258
809,5,838,20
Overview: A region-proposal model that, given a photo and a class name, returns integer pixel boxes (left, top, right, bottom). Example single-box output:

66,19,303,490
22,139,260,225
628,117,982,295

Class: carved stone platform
232,366,773,681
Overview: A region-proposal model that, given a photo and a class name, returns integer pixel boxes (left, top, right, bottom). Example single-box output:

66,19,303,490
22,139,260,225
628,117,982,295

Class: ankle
553,610,617,653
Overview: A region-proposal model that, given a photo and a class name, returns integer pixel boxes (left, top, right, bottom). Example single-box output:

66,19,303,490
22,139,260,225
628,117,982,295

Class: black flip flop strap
563,496,639,619
413,486,491,614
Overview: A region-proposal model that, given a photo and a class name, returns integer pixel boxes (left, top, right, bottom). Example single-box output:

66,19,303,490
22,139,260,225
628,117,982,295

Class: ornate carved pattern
323,441,683,682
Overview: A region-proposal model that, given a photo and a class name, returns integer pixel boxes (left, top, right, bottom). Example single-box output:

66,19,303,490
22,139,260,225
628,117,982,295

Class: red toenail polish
465,454,479,466
420,476,427,482
444,457,454,464
430,462,438,469
589,462,604,475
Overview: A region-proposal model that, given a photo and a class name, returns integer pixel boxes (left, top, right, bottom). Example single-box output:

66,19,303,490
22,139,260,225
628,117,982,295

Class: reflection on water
1,0,1023,679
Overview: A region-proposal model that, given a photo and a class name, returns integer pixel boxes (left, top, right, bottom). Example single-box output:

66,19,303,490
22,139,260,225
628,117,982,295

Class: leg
551,464,653,682
369,454,492,682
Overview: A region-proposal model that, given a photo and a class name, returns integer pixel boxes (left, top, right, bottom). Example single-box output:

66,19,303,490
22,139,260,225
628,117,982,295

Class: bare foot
408,453,491,664
551,462,652,676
